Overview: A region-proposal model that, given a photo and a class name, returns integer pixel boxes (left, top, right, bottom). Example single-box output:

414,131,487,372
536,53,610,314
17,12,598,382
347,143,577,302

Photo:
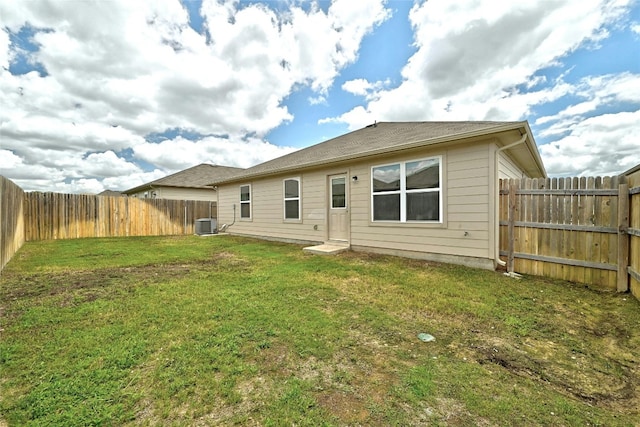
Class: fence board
533,178,544,276
605,177,619,287
569,177,581,283
627,167,640,299
501,176,624,291
598,177,609,286
1,176,25,271
618,183,630,292
21,193,215,242
552,178,562,278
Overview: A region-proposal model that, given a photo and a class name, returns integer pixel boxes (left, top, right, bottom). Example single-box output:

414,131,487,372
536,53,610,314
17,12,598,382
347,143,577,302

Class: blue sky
1,0,639,193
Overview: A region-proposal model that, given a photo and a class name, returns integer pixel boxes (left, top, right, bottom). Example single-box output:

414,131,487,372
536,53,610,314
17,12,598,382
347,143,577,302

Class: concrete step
303,242,350,255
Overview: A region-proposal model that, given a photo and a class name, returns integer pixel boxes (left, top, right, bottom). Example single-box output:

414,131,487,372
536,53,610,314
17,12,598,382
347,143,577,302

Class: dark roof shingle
212,121,530,184
124,163,244,194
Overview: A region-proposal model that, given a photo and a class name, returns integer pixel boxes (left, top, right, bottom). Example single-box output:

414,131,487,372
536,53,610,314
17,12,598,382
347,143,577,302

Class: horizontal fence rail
23,193,216,241
499,175,638,294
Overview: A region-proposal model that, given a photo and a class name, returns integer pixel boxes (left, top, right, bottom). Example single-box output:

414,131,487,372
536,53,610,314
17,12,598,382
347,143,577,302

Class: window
240,184,251,219
283,178,300,220
331,176,346,209
371,157,441,222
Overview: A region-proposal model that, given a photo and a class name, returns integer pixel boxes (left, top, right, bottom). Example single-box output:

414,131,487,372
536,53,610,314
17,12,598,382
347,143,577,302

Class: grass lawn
1,235,639,426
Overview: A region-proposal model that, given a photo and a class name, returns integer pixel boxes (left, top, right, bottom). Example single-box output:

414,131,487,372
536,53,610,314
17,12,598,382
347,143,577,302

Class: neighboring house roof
123,163,244,195
97,190,123,197
211,121,546,185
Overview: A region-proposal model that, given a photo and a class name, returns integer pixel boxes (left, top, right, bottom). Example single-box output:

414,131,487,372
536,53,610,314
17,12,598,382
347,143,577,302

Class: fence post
617,183,630,292
507,181,517,273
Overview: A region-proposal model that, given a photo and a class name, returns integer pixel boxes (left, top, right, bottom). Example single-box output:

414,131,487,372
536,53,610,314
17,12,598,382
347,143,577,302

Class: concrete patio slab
303,242,350,255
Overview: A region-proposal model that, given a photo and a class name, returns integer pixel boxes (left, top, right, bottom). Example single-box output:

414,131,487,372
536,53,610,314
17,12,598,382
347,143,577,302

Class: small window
371,157,441,223
283,178,300,220
240,184,251,219
331,177,346,209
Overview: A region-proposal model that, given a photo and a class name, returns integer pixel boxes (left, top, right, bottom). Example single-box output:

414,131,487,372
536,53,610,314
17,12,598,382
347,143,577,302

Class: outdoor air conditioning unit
195,218,217,235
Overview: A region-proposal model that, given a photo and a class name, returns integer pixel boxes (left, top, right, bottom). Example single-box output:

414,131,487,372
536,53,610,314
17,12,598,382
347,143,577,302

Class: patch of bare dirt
3,251,247,293
1,252,251,325
412,397,494,427
471,335,639,413
246,327,403,425
315,390,370,424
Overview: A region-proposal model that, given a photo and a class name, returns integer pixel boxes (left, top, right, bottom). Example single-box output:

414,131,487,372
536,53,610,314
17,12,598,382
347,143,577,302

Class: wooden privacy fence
23,192,216,241
1,176,25,271
499,175,640,295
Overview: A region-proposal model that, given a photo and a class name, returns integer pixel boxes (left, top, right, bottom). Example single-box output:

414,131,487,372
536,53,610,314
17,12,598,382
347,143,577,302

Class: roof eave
518,121,547,178
122,183,154,195
621,162,640,177
494,121,547,179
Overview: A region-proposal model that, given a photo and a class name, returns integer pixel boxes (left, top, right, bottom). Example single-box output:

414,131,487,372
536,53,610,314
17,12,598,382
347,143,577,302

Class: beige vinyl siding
447,144,489,228
350,141,493,260
218,169,345,243
159,187,216,201
498,150,526,179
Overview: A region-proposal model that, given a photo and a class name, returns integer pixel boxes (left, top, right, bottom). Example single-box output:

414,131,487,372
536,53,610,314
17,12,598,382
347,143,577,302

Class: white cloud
533,71,640,176
323,0,632,129
61,179,104,195
319,105,371,128
133,135,297,171
317,0,640,176
341,78,391,100
535,72,640,137
538,110,640,176
0,28,10,70
83,151,141,178
342,79,372,96
308,95,327,106
1,0,637,191
0,0,389,193
1,132,298,193
0,149,21,169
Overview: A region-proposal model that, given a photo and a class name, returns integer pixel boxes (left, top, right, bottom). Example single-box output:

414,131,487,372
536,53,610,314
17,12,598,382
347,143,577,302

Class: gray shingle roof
212,121,535,184
97,190,123,197
123,163,244,194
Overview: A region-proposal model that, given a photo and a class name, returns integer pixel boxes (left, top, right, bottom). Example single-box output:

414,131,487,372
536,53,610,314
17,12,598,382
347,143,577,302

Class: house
123,163,243,201
97,190,123,197
211,121,546,270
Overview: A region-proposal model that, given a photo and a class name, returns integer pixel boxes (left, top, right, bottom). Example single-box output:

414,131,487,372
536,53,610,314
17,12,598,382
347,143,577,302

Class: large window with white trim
371,156,441,222
240,184,251,219
283,178,301,220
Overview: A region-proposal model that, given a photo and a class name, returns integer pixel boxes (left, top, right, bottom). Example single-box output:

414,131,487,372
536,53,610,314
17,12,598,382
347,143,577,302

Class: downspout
494,133,527,268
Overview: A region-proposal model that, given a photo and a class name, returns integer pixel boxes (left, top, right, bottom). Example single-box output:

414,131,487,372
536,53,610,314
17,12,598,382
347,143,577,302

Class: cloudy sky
1,0,639,194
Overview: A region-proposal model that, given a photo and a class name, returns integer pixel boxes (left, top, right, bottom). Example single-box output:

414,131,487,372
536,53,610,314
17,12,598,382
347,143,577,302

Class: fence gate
500,175,639,295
